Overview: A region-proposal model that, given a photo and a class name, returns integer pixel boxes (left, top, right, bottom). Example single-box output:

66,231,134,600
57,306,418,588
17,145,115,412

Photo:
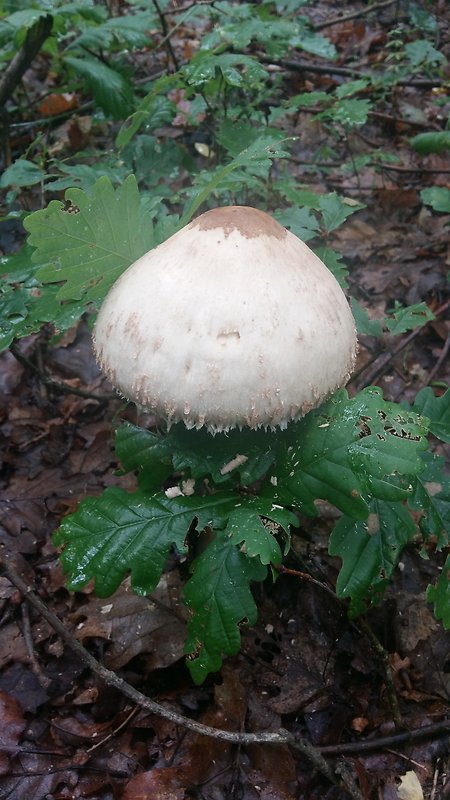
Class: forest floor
0,1,449,799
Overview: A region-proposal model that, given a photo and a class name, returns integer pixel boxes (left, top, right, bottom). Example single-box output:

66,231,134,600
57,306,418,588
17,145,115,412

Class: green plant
1,0,449,689
52,365,449,685
2,157,448,685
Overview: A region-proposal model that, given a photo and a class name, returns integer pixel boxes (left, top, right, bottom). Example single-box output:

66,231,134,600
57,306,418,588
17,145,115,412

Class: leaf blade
54,487,235,596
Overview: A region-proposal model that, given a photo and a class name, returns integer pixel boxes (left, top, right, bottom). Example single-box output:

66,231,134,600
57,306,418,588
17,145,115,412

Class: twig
275,564,338,602
373,162,450,175
152,0,180,71
357,618,404,729
319,719,450,756
20,603,52,689
86,706,140,754
3,557,447,794
0,14,53,107
258,55,443,89
162,0,216,15
349,300,450,389
0,553,361,796
9,342,117,402
314,0,398,30
424,332,450,386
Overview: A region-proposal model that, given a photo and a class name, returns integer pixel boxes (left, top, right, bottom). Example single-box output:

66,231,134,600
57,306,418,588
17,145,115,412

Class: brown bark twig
3,556,449,791
425,332,450,386
314,0,398,30
258,55,443,89
0,552,361,797
152,0,180,72
350,299,450,389
0,14,53,108
9,342,117,402
320,719,450,756
357,618,404,730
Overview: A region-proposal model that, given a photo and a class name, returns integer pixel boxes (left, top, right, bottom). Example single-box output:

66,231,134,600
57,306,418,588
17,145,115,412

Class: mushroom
93,206,357,433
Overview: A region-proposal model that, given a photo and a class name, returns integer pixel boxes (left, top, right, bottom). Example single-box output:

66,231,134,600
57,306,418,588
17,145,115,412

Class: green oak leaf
114,423,174,492
318,193,362,233
329,500,416,616
0,245,93,349
23,175,154,303
54,487,235,596
420,187,450,214
351,299,434,338
410,452,450,549
225,496,297,565
411,132,450,155
115,422,277,488
412,387,450,443
184,530,267,683
426,554,450,628
273,388,429,519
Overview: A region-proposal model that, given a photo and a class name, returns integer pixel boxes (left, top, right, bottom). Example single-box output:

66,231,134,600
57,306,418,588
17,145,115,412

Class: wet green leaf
54,487,235,596
24,175,154,303
273,388,429,518
184,529,267,683
329,500,416,615
427,554,450,628
412,387,450,443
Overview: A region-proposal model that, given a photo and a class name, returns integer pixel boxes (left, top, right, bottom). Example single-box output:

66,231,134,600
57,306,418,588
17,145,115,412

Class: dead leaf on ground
71,574,187,669
397,770,424,800
0,690,26,775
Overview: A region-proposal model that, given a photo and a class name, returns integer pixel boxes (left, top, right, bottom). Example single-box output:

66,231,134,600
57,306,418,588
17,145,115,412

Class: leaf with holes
24,176,154,304
0,246,94,350
384,302,434,335
273,388,429,519
225,496,297,566
184,530,267,683
54,487,235,597
329,500,416,616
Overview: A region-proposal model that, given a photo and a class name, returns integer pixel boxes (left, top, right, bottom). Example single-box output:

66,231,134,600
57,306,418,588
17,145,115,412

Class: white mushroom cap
93,206,357,433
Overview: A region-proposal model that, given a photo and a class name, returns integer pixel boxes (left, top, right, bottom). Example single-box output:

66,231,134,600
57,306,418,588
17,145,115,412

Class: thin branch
258,55,443,89
314,0,398,31
153,0,180,71
0,553,353,794
0,14,53,107
20,603,52,689
9,342,116,402
373,162,450,174
349,299,450,389
320,719,450,756
424,332,450,386
162,0,216,15
358,618,403,729
275,564,338,602
4,555,447,794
